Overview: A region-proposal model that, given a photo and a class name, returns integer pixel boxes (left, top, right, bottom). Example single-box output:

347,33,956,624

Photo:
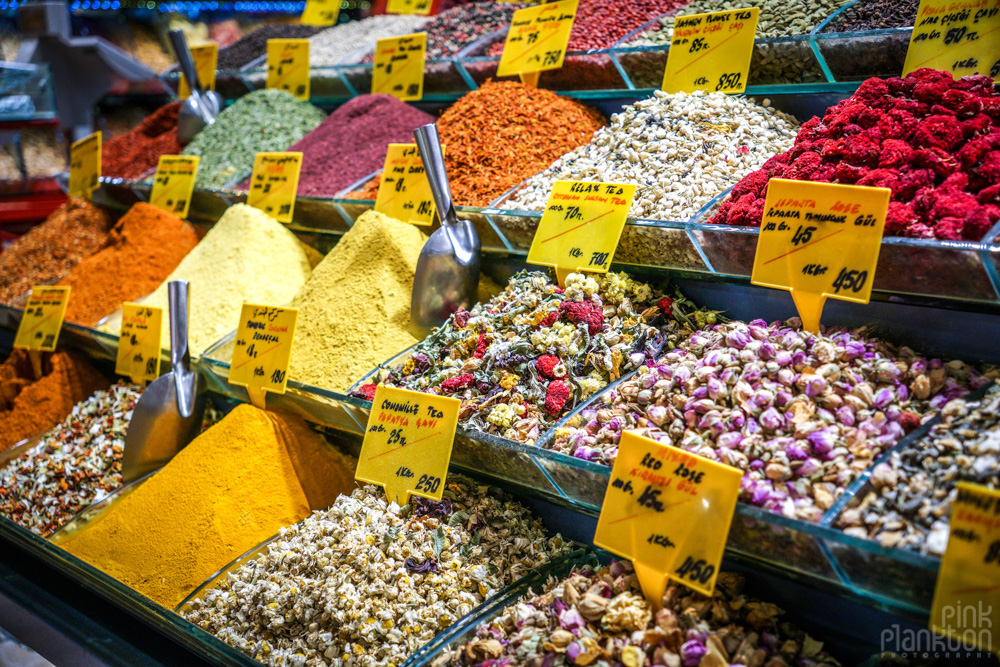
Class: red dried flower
911,115,964,151
536,354,560,378
453,309,471,328
539,312,559,328
473,333,487,359
559,301,604,335
544,380,571,416
657,297,673,316
358,383,378,401
441,373,474,393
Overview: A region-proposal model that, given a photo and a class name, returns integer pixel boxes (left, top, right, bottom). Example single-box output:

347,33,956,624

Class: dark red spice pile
709,69,1000,241
240,95,433,197
102,102,183,181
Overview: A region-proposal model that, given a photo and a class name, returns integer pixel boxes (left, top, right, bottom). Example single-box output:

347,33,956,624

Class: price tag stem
790,290,825,335
246,385,268,410
632,560,669,610
555,267,573,288
27,350,43,381
519,71,540,87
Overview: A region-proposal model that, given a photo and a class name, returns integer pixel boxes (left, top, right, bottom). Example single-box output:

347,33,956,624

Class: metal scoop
121,281,206,483
410,123,481,338
168,29,221,145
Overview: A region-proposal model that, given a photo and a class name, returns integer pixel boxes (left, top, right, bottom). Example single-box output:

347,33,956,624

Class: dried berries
216,23,323,71
356,271,719,444
437,560,839,667
352,81,606,207
709,70,1000,241
837,381,1000,555
0,381,142,537
182,477,571,667
552,319,987,522
0,198,112,305
101,102,183,181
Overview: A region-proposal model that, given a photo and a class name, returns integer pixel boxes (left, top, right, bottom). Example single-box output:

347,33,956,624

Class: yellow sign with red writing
267,38,310,100
356,385,460,505
373,33,426,101
930,482,1000,653
229,304,298,409
751,179,890,334
14,286,70,352
386,0,432,15
178,42,218,99
662,8,759,94
246,152,303,223
527,180,636,281
496,0,578,77
301,0,341,26
115,303,163,384
594,431,741,605
903,0,1000,81
149,155,199,219
68,132,101,199
374,143,437,226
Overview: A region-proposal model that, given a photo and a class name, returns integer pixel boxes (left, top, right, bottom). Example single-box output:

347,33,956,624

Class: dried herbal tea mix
356,271,721,444
435,560,840,667
838,380,1000,555
0,381,141,537
552,319,988,522
182,478,572,667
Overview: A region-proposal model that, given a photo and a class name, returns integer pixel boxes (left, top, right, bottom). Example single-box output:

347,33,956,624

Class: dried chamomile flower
553,318,989,522
183,477,572,667
434,559,840,667
355,270,722,445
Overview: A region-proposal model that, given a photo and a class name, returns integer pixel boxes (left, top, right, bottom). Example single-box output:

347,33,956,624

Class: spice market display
4,0,1000,662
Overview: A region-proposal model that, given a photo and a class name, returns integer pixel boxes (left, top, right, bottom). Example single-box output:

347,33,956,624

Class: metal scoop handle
414,123,475,266
168,281,195,418
169,29,206,96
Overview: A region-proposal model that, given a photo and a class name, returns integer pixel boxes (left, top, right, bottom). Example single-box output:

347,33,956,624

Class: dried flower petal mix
838,380,1000,555
357,271,720,444
182,478,571,667
553,319,986,522
436,560,839,667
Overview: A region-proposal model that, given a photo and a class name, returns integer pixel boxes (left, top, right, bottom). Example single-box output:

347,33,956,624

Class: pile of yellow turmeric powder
58,404,356,609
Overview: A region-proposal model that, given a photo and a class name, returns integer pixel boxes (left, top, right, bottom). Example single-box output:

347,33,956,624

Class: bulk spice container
3,0,1000,660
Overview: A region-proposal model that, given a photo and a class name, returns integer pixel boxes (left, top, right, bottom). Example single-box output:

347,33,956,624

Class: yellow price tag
229,304,298,409
372,33,427,102
930,482,1000,654
374,144,438,226
149,155,199,219
496,0,578,77
386,0,432,15
246,152,303,223
903,1,1000,81
116,304,163,384
178,42,218,99
527,180,636,284
594,431,741,605
68,132,101,199
267,38,310,100
301,0,341,26
662,8,759,94
356,385,460,505
14,286,70,352
750,179,890,334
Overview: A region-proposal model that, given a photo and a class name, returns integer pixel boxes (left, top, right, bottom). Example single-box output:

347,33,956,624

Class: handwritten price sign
68,132,101,199
930,482,1000,653
903,1,1000,81
374,143,438,225
751,179,890,333
149,155,199,219
356,385,460,505
594,431,741,604
229,304,298,408
246,152,303,223
116,304,163,384
14,286,70,352
497,0,578,77
267,38,310,100
301,0,341,26
386,0,432,15
662,8,759,94
527,180,636,284
178,42,218,99
373,33,427,102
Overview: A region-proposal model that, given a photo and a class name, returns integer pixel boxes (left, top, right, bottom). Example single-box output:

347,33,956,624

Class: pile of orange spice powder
353,80,606,206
